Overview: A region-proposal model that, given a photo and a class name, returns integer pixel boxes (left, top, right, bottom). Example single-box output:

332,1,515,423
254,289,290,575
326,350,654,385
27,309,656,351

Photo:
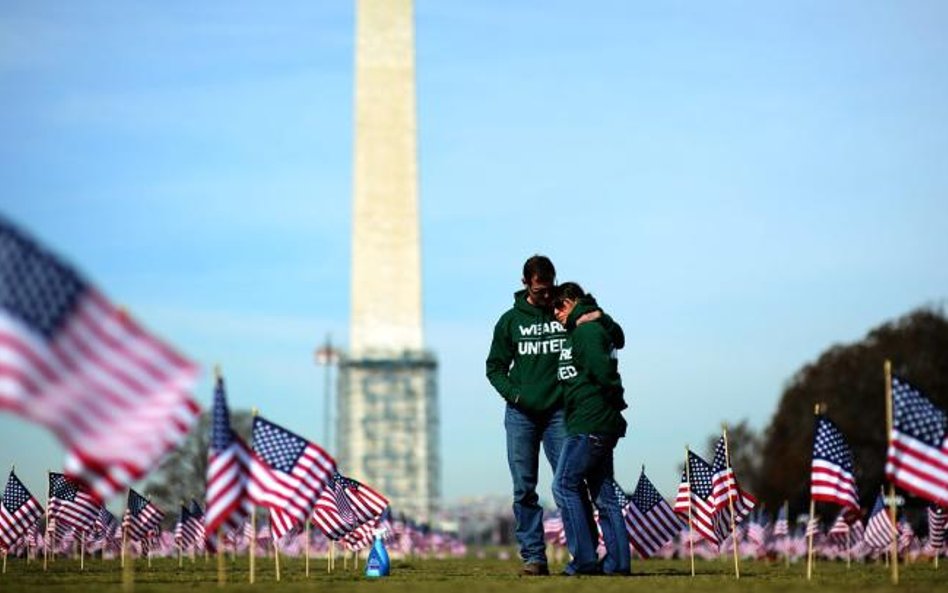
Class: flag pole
80,532,85,572
807,403,821,581
44,469,50,571
272,523,281,582
178,501,184,568
684,446,696,577
328,540,334,573
305,518,310,577
249,406,258,585
782,500,790,568
845,524,851,569
884,360,899,585
722,425,741,579
216,528,226,586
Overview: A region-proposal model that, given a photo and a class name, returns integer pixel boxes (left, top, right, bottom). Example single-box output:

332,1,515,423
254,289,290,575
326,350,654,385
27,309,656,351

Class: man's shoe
521,562,550,576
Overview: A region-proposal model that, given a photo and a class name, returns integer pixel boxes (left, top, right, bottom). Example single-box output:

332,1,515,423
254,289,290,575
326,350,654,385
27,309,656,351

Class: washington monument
336,0,439,522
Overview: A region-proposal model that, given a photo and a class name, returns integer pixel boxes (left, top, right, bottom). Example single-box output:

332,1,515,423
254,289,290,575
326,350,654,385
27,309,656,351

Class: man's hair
552,282,585,308
522,255,556,284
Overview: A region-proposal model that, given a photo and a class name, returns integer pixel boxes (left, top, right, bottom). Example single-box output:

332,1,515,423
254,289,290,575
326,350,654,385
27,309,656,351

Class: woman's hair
552,281,585,308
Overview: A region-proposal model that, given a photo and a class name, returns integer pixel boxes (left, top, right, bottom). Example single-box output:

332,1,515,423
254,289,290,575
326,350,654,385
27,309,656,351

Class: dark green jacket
486,290,567,414
557,296,628,437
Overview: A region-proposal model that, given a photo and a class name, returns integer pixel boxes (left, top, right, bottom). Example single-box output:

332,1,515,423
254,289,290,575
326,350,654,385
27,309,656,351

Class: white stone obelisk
350,0,422,358
339,0,439,522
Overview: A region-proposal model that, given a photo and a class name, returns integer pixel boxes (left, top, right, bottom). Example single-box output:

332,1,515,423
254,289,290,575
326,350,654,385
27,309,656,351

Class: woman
550,282,630,576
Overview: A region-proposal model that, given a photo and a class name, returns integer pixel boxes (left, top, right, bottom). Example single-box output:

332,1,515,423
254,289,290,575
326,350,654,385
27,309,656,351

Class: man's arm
485,316,518,402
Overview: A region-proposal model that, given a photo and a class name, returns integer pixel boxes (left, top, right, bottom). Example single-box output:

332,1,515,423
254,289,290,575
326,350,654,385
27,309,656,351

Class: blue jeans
505,404,565,564
553,433,631,575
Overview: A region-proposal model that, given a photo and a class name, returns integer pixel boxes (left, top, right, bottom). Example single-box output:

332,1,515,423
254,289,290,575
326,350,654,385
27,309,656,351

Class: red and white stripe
0,292,199,502
711,467,737,510
49,489,100,533
248,442,335,536
885,430,948,506
624,500,683,558
673,482,717,544
122,504,164,542
205,437,253,539
0,499,42,549
811,458,860,510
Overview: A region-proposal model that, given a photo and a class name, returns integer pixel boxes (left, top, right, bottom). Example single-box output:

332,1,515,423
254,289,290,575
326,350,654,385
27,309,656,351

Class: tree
144,408,253,527
756,306,948,518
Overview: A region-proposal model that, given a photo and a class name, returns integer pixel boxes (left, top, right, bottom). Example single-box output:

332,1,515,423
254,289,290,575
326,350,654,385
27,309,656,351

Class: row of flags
2,510,467,560
544,490,946,561
205,375,390,550
539,372,948,565
0,376,392,556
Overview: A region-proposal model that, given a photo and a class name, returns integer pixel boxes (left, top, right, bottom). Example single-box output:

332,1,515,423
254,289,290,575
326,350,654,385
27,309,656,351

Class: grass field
1,554,944,593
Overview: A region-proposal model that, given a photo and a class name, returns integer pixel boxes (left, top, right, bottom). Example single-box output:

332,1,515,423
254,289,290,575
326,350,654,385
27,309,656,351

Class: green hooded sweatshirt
557,296,628,437
486,289,567,414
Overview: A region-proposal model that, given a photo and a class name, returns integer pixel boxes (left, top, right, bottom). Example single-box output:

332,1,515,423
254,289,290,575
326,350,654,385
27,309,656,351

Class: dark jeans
504,404,565,564
553,433,631,575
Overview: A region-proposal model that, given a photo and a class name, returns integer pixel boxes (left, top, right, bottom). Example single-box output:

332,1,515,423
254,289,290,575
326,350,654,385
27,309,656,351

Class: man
486,255,566,576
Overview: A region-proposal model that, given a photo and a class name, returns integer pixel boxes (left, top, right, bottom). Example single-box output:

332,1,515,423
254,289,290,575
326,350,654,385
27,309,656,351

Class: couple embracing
486,255,630,576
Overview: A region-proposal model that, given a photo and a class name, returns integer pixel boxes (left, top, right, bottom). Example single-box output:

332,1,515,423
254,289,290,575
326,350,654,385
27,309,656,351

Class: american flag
312,472,388,540
897,518,916,552
710,436,757,523
885,376,948,506
0,471,43,549
186,499,205,548
863,493,895,551
247,416,335,539
121,488,164,542
928,505,945,550
204,376,252,548
0,217,200,502
48,472,100,533
828,510,851,540
624,470,683,558
673,450,718,544
174,505,191,545
773,503,789,537
811,415,860,513
92,507,120,547
805,515,821,538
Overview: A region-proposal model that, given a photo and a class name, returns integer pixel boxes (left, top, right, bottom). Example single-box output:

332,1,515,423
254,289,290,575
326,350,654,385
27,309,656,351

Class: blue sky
1,1,946,508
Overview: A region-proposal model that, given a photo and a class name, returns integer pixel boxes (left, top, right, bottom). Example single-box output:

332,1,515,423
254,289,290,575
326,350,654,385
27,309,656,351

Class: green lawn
1,555,944,593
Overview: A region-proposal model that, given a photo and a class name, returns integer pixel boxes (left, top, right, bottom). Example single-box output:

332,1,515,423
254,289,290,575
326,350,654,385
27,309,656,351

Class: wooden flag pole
178,505,183,569
80,533,85,572
807,404,821,580
249,507,257,584
782,501,790,568
845,526,851,569
305,518,310,577
2,551,6,575
884,360,899,585
217,528,226,586
721,425,741,579
44,469,50,571
121,525,134,592
121,523,127,568
805,499,817,580
273,536,281,582
328,540,334,573
249,407,258,584
684,446,696,577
